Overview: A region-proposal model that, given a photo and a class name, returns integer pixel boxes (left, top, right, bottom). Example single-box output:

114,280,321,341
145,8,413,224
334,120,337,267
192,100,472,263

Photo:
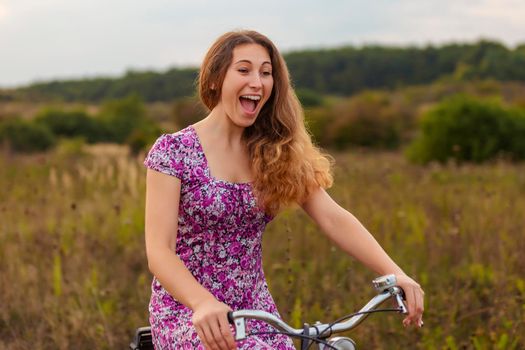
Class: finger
209,320,229,350
415,288,425,326
196,326,212,350
419,289,425,318
201,324,219,350
406,287,417,322
402,289,411,326
410,288,422,327
408,288,417,324
218,314,237,349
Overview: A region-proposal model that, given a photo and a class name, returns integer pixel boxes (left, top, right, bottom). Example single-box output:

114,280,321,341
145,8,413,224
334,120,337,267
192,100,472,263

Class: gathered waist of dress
150,267,268,311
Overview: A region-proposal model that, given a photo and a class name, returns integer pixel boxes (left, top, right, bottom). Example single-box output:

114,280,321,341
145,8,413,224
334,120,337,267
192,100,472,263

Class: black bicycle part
129,326,153,350
227,311,234,323
301,322,310,350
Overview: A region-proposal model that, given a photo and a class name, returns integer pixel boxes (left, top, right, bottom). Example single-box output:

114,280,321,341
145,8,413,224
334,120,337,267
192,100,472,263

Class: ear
210,83,216,90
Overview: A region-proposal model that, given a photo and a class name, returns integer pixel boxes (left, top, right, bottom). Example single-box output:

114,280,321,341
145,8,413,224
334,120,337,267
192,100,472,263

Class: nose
249,72,262,89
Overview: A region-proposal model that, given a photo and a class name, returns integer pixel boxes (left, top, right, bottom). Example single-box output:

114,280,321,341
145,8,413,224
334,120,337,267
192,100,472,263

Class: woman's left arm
301,187,425,328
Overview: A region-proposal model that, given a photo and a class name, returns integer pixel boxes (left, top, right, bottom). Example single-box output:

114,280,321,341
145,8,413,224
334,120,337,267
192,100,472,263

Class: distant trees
286,40,525,96
4,37,525,165
21,68,198,103
3,90,525,165
15,40,525,103
295,89,324,107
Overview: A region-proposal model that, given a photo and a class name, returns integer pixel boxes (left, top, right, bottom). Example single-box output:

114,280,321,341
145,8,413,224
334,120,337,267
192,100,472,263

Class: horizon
1,0,524,88
3,38,523,90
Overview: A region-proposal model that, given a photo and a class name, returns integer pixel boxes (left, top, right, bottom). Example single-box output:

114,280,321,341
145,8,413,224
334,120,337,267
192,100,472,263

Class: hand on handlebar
191,298,238,350
395,274,424,328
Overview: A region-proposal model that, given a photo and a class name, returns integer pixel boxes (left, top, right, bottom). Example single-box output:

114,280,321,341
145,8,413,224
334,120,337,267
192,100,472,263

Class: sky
1,0,524,88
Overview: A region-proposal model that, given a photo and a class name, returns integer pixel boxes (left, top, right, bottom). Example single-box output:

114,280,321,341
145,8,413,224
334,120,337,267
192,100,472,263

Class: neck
194,106,245,147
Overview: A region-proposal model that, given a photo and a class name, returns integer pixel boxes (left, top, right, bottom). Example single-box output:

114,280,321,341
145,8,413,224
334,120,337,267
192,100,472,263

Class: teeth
241,95,261,101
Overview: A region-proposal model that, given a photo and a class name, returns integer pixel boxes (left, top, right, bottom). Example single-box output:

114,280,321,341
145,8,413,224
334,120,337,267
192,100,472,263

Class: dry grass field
1,145,524,349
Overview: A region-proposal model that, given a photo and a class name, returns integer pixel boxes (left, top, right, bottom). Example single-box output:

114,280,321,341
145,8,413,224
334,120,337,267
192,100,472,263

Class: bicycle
130,274,407,350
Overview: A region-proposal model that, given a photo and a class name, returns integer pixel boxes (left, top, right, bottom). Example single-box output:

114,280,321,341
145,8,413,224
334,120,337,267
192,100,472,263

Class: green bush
305,107,335,145
296,89,324,107
171,97,207,129
325,92,411,150
0,117,56,153
407,95,525,163
125,129,158,155
98,95,161,144
34,108,105,143
507,108,525,159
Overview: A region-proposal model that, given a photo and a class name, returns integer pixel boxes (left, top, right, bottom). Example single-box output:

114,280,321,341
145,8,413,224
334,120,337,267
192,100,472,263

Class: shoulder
143,126,198,179
154,126,197,150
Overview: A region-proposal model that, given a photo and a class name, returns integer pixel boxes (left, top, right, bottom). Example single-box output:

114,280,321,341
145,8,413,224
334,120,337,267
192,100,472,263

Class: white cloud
462,0,525,23
0,1,8,21
353,0,525,47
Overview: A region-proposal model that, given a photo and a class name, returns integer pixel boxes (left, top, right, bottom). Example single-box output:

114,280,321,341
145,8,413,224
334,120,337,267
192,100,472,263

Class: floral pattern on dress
144,125,295,349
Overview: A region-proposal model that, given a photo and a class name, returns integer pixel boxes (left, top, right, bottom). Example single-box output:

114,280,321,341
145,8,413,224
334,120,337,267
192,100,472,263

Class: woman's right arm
145,169,237,350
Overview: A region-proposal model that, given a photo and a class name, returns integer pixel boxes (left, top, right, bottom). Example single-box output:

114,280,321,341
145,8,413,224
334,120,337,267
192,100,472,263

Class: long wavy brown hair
199,30,333,215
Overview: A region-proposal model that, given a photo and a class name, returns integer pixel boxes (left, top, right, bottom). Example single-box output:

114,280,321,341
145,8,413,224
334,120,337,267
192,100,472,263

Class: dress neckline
188,125,253,188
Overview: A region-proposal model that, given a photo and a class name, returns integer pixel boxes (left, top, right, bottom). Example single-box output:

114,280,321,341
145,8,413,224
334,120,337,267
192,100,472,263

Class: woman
144,30,424,350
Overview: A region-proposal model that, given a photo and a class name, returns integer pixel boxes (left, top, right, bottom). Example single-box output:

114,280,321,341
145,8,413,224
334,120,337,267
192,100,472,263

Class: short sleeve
143,133,185,179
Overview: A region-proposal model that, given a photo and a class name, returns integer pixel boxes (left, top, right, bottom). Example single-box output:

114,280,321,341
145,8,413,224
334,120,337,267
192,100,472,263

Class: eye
261,71,272,77
237,68,249,74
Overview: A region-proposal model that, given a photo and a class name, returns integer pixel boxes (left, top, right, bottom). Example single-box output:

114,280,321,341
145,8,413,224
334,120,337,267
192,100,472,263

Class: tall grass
1,148,523,349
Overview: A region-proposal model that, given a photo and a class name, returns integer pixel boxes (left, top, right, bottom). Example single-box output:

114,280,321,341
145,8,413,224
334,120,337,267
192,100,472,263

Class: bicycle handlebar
227,275,407,341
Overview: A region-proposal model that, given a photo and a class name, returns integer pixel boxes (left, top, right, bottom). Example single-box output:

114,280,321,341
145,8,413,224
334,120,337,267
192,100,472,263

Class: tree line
3,88,525,163
0,95,160,155
9,39,525,102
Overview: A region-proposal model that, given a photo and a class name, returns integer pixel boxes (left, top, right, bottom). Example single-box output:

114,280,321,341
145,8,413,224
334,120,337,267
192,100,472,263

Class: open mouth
239,95,261,114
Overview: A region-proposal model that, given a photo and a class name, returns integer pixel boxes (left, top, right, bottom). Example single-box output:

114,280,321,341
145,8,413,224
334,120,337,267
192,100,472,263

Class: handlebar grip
227,311,234,324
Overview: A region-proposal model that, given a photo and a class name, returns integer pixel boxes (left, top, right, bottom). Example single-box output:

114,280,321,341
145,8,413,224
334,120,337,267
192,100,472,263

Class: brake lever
372,275,408,314
394,288,408,314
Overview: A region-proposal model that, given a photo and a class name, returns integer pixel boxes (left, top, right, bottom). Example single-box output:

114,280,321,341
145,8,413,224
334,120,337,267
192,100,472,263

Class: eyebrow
234,59,272,66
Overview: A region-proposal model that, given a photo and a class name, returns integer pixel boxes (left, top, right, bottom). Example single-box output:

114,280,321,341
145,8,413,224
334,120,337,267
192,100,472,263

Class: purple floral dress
143,125,295,349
